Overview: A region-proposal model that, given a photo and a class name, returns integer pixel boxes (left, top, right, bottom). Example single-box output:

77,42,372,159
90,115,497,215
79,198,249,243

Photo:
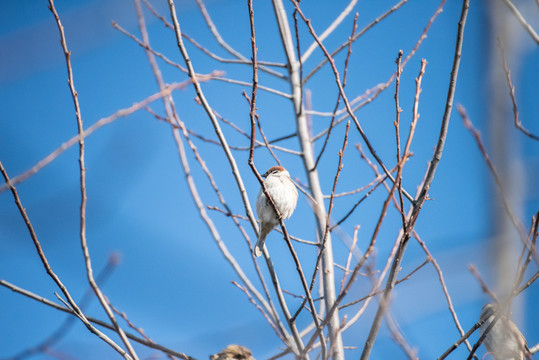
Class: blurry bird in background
254,166,298,257
479,303,531,360
210,345,254,360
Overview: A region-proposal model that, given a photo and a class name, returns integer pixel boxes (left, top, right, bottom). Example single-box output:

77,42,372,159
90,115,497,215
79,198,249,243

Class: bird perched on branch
254,166,298,257
479,303,530,360
210,345,254,360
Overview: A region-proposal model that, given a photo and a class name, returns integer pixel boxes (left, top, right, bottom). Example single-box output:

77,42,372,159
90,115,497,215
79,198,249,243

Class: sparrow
210,345,254,360
254,166,298,257
479,303,530,360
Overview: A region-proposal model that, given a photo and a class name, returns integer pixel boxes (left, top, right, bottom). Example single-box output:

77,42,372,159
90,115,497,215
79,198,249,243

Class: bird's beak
262,171,268,178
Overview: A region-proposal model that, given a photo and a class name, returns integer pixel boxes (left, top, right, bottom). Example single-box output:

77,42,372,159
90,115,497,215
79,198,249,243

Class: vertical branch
244,1,306,355
313,13,358,171
457,105,529,245
247,0,259,166
497,38,539,141
271,0,345,358
47,2,138,359
307,121,350,308
499,0,539,45
414,232,476,354
339,225,360,293
360,0,469,357
393,50,406,228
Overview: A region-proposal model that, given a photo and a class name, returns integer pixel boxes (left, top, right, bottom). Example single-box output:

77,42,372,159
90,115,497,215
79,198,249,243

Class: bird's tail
254,223,273,257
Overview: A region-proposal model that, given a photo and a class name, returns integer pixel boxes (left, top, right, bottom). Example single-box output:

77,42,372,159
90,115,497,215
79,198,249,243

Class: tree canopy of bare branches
1,0,538,359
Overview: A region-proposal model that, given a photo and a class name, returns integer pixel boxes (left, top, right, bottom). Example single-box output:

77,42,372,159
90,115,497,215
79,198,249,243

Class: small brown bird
479,303,530,360
210,345,254,360
254,166,298,257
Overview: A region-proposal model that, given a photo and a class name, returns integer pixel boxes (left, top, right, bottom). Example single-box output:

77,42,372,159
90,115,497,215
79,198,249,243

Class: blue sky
1,0,538,359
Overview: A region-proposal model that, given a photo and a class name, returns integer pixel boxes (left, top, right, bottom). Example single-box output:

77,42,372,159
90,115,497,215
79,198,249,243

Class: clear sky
1,0,538,359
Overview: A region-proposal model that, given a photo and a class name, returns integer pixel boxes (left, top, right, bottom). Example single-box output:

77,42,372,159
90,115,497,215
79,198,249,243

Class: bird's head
480,303,497,320
262,165,289,178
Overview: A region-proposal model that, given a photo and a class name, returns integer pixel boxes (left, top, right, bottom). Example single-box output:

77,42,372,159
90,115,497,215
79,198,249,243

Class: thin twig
329,157,392,230
299,121,350,323
108,300,175,360
393,50,406,229
241,92,282,165
301,0,359,62
339,225,360,293
211,109,300,154
327,173,386,198
358,57,426,358
206,205,250,221
413,232,475,354
231,281,285,342
517,270,539,295
338,254,430,311
499,0,539,45
497,38,539,141
437,319,485,360
457,105,530,247
312,13,358,171
367,270,418,360
468,264,499,301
